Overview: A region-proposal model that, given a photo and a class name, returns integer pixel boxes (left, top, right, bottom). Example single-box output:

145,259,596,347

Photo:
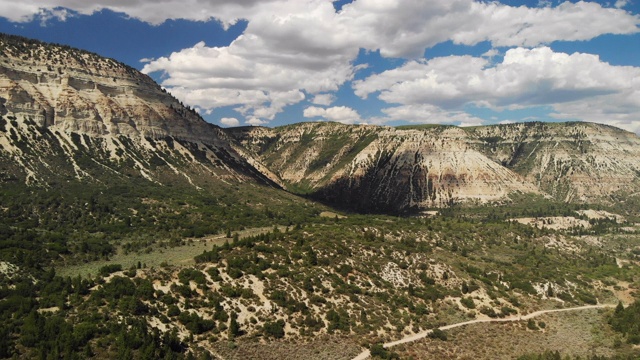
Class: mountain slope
0,33,329,273
0,33,278,188
0,34,638,360
465,121,640,202
230,121,640,213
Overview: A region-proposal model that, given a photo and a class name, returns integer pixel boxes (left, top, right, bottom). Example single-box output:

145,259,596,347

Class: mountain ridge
0,32,280,188
2,33,640,214
229,121,640,212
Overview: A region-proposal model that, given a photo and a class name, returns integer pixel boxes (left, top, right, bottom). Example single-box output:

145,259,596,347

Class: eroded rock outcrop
0,34,277,187
231,121,640,212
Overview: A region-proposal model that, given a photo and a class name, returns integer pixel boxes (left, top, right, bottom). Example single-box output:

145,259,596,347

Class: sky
0,1,639,133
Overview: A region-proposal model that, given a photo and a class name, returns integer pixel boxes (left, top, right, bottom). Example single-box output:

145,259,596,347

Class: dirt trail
351,304,615,360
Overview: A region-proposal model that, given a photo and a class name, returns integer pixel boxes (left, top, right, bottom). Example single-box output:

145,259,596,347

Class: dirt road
351,304,615,360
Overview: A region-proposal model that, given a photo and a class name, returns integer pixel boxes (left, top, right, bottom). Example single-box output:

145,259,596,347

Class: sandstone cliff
3,34,639,214
0,34,277,187
466,122,640,202
230,121,640,212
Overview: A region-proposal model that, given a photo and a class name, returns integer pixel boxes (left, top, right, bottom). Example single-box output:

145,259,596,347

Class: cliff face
230,123,537,212
230,122,640,212
466,122,640,203
0,34,277,187
0,34,216,142
3,34,639,214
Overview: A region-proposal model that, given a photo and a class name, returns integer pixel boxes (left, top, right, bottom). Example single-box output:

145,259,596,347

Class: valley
0,33,639,360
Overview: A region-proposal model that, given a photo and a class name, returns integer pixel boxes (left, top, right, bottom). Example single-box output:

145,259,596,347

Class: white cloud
220,117,240,127
141,1,359,123
355,47,640,132
4,0,638,126
355,47,638,109
303,106,361,124
3,1,638,51
0,0,282,26
340,0,639,58
378,104,485,126
452,1,639,49
311,93,336,106
615,0,629,8
136,0,640,127
481,48,500,59
246,117,267,126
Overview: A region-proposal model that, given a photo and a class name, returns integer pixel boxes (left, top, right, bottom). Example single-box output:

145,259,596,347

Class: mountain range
1,33,639,214
1,33,640,360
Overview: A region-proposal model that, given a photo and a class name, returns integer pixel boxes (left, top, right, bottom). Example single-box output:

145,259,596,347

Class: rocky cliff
230,121,640,212
465,122,640,203
3,34,639,214
0,33,276,187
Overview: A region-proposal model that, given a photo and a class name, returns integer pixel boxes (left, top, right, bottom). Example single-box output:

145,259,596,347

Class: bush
370,343,399,359
263,320,285,339
501,306,517,316
479,306,498,318
428,328,447,341
98,264,122,277
178,268,206,285
460,296,475,309
167,305,181,317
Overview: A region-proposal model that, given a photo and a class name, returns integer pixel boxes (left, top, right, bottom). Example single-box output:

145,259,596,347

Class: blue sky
0,0,639,132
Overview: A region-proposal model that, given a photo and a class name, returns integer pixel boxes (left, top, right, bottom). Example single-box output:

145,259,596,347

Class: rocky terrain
0,34,639,360
2,32,640,214
0,33,277,188
467,122,640,203
231,122,640,213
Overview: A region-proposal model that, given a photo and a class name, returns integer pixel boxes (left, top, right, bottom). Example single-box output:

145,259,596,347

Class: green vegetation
429,328,448,341
2,185,638,358
370,343,399,359
0,37,639,359
609,302,640,344
394,124,457,131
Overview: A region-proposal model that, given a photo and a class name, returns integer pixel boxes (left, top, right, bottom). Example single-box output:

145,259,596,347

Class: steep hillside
230,121,640,213
0,33,278,188
0,33,320,270
465,122,640,203
0,34,638,360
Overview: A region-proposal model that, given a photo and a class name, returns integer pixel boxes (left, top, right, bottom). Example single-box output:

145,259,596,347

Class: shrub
460,296,475,309
429,328,447,341
263,320,285,339
98,264,122,277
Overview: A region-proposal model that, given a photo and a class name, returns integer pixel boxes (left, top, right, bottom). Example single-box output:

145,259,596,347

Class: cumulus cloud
3,0,638,126
355,47,640,132
139,0,638,124
451,1,639,49
303,106,362,124
340,0,639,58
246,117,267,126
311,94,336,106
377,104,485,127
615,0,629,8
220,117,240,127
0,0,282,26
141,2,359,123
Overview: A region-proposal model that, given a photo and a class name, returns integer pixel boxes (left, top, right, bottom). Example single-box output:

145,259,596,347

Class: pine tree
615,301,624,314
228,312,240,340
